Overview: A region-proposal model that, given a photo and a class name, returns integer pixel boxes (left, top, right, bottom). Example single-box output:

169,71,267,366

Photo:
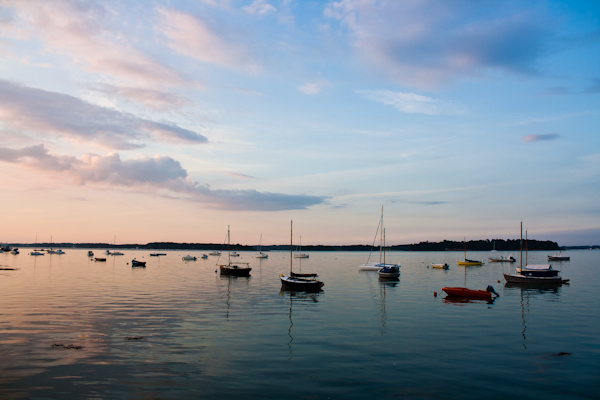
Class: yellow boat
457,237,483,266
457,259,483,266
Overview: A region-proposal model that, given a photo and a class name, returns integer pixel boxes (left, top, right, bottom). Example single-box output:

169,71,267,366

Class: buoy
434,291,437,297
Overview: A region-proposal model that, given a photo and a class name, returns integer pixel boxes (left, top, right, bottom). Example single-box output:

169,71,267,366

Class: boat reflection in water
443,296,498,305
504,283,564,349
281,290,320,360
220,274,250,321
378,280,397,335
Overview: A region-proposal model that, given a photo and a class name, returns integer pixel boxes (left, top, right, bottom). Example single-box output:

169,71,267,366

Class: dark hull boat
131,259,146,267
219,226,251,277
220,264,251,276
504,223,568,285
280,221,323,292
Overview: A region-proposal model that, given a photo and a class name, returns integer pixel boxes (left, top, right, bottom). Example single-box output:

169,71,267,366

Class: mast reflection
280,290,320,360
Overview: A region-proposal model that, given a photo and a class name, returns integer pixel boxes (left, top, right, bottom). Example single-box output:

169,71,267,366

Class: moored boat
489,255,516,263
87,251,94,257
457,238,483,265
182,255,197,261
442,286,499,300
547,252,570,261
131,259,146,267
504,223,569,284
430,263,449,269
280,221,322,291
219,226,251,277
378,264,400,279
95,257,106,262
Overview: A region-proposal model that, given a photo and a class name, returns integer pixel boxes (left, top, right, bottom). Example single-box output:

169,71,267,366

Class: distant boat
10,248,19,255
504,223,569,284
230,251,240,257
201,254,208,259
87,251,94,257
149,253,160,257
182,255,197,261
294,236,309,259
457,238,483,266
489,255,516,263
219,226,251,277
208,251,221,256
131,259,146,267
491,240,497,252
30,251,44,256
55,249,65,254
256,234,268,259
95,257,106,262
430,263,449,269
280,221,323,291
111,251,124,256
547,252,570,261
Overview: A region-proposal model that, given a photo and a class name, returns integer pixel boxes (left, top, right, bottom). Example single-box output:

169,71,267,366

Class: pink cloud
0,144,327,211
522,133,560,143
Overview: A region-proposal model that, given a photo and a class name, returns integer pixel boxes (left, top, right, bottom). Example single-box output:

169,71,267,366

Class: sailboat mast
228,225,231,263
526,230,528,266
463,237,466,261
290,220,293,274
379,206,383,263
520,222,523,271
383,228,386,265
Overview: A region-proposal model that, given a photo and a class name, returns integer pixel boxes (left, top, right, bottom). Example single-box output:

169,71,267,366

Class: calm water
0,249,598,399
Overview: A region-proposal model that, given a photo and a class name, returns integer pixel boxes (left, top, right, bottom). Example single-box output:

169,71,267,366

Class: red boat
442,286,498,300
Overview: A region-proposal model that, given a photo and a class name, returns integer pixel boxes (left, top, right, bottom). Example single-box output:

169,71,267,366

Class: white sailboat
294,236,309,258
256,234,268,259
359,206,398,273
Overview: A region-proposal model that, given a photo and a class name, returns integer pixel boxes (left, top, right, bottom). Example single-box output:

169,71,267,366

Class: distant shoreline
4,239,597,251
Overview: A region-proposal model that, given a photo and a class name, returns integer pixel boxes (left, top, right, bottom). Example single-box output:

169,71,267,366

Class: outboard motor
486,285,499,296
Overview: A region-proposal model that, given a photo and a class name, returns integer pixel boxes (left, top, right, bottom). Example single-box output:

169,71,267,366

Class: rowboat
182,255,197,261
95,257,106,262
131,259,146,267
431,263,449,269
489,255,516,263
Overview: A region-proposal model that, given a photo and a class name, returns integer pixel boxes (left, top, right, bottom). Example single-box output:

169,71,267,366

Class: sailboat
256,234,268,259
457,238,483,266
30,235,44,256
280,221,323,291
503,223,569,284
219,226,251,277
377,228,400,279
359,206,396,271
294,236,309,258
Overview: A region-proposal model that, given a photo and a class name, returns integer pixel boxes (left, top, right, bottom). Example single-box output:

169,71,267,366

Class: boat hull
489,258,515,263
442,287,491,300
503,274,568,284
220,265,251,277
431,263,449,269
131,260,146,267
457,260,483,266
280,276,323,292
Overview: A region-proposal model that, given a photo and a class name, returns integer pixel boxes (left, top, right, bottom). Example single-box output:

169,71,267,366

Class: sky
0,0,599,247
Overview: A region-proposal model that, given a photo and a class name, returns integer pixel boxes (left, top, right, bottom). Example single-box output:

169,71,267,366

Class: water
1,249,598,399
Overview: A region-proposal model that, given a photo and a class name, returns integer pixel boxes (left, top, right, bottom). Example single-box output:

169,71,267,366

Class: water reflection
378,280,397,335
280,290,320,360
504,282,564,350
442,296,497,305
220,274,250,320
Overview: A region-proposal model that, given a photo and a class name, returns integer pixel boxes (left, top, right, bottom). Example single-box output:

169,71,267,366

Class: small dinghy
182,255,197,261
430,263,449,269
95,257,106,262
131,259,146,267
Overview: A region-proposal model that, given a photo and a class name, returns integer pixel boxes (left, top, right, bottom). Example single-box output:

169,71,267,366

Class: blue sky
0,0,598,246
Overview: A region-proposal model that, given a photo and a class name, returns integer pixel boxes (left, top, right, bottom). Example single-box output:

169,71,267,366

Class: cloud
522,133,560,143
3,1,192,88
158,8,258,73
358,90,466,115
299,80,331,95
243,0,277,15
91,84,194,110
0,145,327,211
325,0,556,89
224,172,256,180
0,79,207,150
